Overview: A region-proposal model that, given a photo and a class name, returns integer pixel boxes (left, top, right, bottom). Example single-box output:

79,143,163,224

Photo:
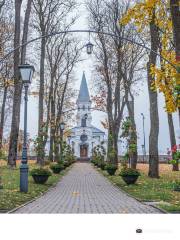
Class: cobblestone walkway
14,163,162,214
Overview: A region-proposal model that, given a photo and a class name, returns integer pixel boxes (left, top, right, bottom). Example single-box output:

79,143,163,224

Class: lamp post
67,135,71,146
141,145,145,163
128,127,133,168
59,122,65,162
141,113,146,162
19,64,34,193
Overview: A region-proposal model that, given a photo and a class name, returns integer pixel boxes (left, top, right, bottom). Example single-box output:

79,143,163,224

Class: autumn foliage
121,0,180,112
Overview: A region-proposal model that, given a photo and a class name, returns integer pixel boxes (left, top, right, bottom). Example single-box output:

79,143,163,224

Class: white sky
20,0,179,154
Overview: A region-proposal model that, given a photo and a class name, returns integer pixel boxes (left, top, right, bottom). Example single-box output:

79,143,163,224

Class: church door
80,145,88,158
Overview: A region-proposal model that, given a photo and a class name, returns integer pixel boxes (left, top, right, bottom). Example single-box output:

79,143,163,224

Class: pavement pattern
14,162,162,214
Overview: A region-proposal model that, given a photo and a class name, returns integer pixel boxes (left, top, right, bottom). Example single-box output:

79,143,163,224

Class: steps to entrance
76,157,91,162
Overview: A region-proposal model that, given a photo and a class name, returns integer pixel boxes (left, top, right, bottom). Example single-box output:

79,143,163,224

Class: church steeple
76,72,92,127
77,72,90,103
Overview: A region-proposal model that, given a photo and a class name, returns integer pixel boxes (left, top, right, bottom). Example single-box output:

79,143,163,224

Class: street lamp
86,42,94,55
91,141,94,158
60,121,65,131
141,145,145,163
141,113,146,162
19,63,35,193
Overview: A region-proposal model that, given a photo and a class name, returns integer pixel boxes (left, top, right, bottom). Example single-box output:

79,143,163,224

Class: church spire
77,72,90,103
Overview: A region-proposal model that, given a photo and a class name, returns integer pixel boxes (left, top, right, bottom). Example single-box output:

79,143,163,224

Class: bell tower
76,72,92,127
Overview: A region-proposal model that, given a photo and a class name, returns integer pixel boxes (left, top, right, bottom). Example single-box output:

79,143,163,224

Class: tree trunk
21,0,32,64
0,0,5,14
8,0,22,167
167,113,179,171
112,128,119,165
55,128,61,161
148,13,160,178
0,86,7,150
8,0,32,167
37,36,46,165
170,0,180,61
127,99,137,169
170,0,180,122
49,98,55,162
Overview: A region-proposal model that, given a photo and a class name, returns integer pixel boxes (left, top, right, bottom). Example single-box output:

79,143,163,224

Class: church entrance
80,145,88,158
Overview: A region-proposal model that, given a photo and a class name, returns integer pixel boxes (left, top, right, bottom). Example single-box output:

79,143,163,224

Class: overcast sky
19,0,179,154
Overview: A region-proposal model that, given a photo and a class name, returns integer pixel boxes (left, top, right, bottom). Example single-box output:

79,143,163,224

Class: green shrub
92,145,106,169
99,161,106,170
63,160,70,168
62,143,76,166
50,163,64,171
0,149,7,160
30,168,52,176
105,163,117,175
119,168,140,176
173,180,180,191
105,163,117,170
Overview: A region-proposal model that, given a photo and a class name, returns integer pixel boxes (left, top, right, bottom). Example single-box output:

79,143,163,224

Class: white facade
68,72,106,159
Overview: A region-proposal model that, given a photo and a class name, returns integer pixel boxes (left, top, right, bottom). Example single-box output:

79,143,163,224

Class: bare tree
0,0,5,14
0,1,14,151
32,0,77,164
45,36,81,161
0,61,13,150
8,0,33,167
120,37,145,169
87,0,144,165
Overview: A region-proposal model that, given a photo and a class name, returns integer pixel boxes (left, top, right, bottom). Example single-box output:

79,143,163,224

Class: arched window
81,118,86,127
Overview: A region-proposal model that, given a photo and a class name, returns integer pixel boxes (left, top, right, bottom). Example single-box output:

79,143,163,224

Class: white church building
68,72,106,159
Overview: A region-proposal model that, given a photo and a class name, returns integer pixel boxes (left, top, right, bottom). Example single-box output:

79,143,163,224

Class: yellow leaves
72,191,80,196
30,91,39,96
120,0,178,113
120,0,161,30
101,119,109,129
4,79,14,87
121,0,173,34
150,60,178,113
174,72,180,85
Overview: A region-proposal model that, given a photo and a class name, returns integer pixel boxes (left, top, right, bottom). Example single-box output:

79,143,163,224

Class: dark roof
77,72,90,103
90,125,105,134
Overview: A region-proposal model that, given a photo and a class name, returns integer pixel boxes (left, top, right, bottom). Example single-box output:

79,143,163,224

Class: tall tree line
0,0,79,166
87,0,144,167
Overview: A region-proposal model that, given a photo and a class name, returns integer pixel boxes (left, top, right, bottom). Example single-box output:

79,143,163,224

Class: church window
81,118,86,127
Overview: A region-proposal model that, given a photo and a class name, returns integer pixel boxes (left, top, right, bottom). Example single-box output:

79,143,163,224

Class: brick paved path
14,163,161,213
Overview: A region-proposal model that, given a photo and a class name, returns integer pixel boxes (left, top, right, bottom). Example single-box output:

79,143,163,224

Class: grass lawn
0,160,70,212
99,164,180,213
